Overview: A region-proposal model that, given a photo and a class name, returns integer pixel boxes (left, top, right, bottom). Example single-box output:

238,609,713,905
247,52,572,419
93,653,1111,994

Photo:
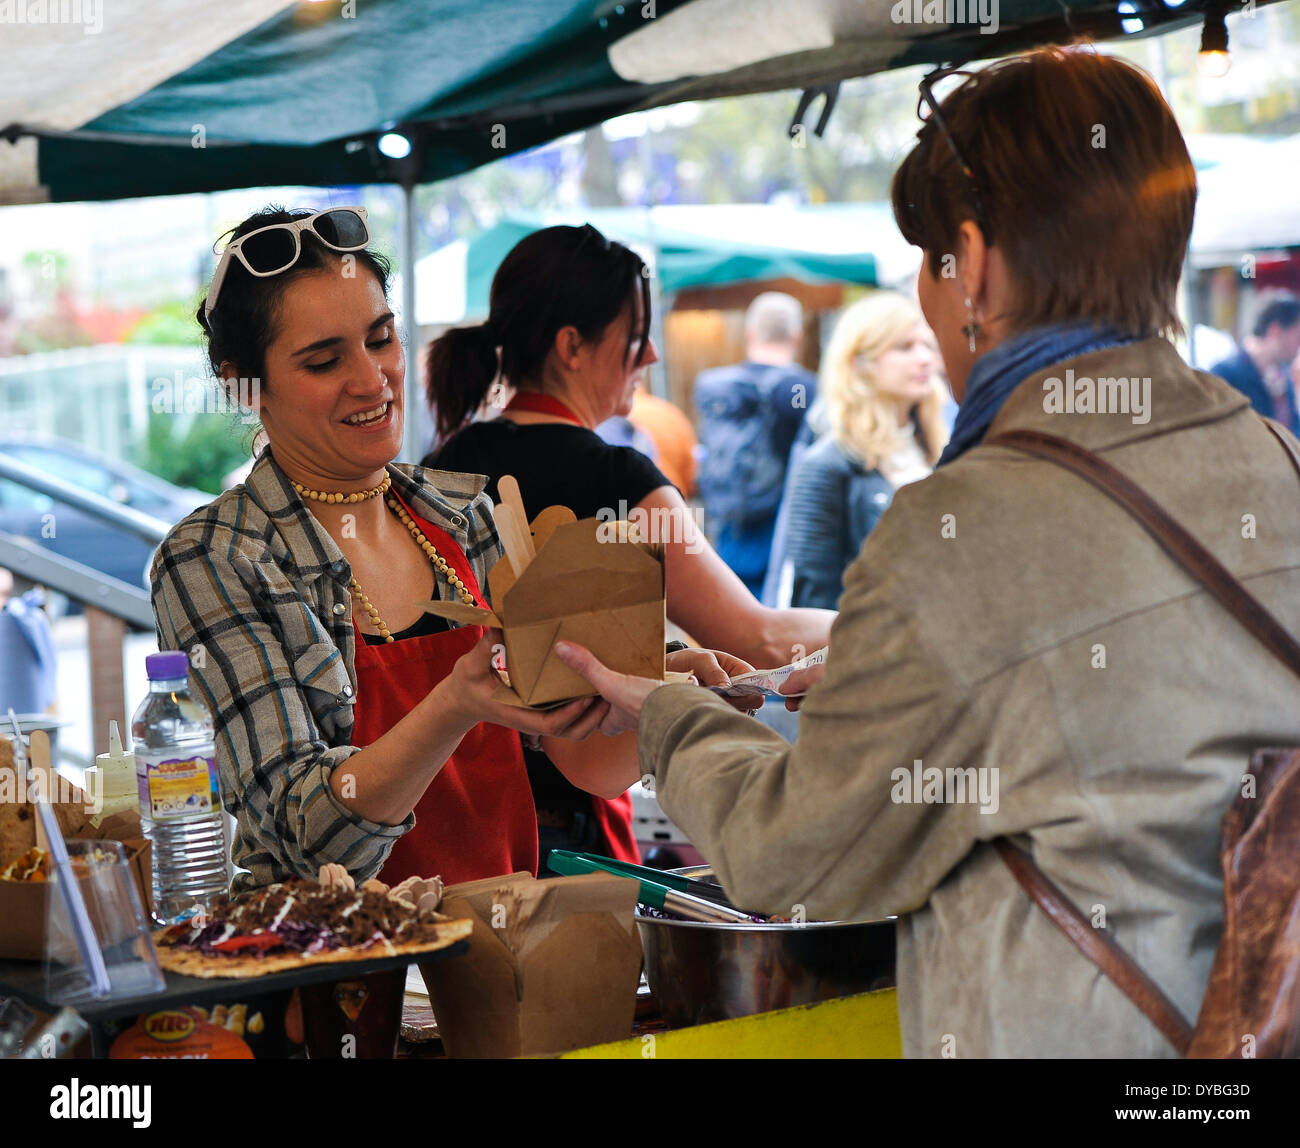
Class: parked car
0,437,208,604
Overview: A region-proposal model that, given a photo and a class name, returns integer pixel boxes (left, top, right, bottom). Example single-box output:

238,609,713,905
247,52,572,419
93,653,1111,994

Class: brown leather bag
986,423,1300,1059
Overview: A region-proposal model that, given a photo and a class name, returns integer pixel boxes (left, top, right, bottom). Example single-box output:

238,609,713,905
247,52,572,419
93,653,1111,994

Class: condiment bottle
86,720,140,829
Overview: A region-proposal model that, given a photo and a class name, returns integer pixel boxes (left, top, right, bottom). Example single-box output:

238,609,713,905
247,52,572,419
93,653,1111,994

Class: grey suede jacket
638,339,1300,1057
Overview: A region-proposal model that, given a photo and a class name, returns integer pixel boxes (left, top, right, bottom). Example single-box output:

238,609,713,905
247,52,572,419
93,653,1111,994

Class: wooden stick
29,730,53,854
493,503,531,579
497,476,535,560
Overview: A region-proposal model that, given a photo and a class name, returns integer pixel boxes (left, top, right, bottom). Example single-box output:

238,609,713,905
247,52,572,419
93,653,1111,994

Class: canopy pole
644,223,670,402
636,129,669,400
401,178,432,462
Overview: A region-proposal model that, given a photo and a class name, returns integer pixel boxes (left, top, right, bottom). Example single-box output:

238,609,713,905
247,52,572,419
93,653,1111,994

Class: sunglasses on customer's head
204,207,370,321
915,66,992,243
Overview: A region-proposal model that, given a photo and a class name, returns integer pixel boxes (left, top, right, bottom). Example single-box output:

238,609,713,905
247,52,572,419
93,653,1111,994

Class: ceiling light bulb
1198,50,1231,78
1198,9,1231,77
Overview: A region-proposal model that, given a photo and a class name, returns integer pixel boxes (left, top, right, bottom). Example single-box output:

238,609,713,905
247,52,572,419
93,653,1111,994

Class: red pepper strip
210,932,283,953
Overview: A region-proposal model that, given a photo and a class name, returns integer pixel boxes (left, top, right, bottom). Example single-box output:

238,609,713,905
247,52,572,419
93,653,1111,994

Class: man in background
693,292,815,598
1209,292,1300,434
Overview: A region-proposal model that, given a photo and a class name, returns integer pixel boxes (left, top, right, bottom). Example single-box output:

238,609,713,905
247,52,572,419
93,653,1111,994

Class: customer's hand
779,662,826,711
446,629,610,739
553,642,666,736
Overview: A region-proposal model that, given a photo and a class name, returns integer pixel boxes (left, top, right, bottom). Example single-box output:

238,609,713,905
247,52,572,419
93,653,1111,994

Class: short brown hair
891,46,1196,338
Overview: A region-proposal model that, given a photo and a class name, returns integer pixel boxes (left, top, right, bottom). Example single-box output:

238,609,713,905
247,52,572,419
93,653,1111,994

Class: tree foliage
136,410,251,495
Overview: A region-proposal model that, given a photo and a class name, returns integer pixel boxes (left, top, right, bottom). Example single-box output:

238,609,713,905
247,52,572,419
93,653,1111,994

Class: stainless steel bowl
635,867,896,1029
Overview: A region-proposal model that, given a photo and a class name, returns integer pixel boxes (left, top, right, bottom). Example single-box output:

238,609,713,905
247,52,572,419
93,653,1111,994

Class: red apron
350,494,537,886
591,794,639,864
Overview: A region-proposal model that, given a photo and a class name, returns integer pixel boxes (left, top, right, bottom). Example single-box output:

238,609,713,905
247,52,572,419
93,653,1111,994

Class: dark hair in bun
425,224,650,444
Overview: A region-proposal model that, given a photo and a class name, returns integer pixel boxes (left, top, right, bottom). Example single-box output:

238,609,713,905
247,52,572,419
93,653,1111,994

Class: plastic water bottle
132,651,230,925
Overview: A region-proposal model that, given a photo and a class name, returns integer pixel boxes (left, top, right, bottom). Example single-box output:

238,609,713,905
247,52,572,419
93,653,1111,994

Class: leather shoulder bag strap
991,839,1194,1054
1262,416,1300,483
984,421,1300,1055
990,424,1300,678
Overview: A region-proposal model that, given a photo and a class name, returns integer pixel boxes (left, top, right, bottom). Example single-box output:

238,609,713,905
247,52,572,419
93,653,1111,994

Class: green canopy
455,205,898,319
1,0,1235,204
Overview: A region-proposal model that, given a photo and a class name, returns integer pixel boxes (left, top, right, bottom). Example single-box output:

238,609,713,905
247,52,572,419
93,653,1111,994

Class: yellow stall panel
561,988,901,1059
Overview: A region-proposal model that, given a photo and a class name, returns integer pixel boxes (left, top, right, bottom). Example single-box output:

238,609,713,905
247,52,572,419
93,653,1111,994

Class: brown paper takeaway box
421,506,666,707
419,871,643,1058
0,747,154,961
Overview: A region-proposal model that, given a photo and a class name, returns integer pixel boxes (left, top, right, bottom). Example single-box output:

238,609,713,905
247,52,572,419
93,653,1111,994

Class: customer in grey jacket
554,48,1300,1057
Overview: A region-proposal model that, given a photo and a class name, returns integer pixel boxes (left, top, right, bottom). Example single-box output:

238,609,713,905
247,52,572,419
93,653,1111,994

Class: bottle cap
145,651,191,680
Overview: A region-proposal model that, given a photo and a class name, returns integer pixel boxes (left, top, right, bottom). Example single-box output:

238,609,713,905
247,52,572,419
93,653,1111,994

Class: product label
109,1006,256,1060
136,751,219,820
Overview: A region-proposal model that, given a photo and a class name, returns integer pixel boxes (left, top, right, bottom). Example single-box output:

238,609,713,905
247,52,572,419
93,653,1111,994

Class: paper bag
418,871,643,1058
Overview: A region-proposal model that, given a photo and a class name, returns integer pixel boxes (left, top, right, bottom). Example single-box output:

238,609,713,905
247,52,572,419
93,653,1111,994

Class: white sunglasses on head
204,206,370,321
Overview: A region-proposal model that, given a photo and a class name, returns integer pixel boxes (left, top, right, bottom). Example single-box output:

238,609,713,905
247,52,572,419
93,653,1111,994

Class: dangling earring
961,296,982,355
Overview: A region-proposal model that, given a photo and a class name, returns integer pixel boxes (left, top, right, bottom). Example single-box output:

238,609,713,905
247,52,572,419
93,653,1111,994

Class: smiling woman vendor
149,205,635,891
553,50,1300,1058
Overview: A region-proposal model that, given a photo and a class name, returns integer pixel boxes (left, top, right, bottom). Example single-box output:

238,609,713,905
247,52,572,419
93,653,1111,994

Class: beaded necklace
295,474,477,641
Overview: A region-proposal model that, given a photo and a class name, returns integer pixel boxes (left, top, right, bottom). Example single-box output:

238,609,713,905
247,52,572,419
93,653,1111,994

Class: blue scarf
937,321,1141,467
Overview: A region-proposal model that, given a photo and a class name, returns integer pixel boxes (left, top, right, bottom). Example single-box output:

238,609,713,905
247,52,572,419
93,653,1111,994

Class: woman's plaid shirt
149,448,502,889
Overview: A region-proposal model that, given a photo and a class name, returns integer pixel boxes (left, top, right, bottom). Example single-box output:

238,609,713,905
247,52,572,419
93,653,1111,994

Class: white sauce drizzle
270,894,295,930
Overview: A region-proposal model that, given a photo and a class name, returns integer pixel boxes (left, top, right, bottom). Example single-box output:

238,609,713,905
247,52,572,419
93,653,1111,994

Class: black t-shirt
360,609,448,644
426,420,673,522
424,419,674,810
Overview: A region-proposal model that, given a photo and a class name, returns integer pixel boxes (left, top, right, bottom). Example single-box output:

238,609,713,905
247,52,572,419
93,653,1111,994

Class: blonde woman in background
771,292,948,610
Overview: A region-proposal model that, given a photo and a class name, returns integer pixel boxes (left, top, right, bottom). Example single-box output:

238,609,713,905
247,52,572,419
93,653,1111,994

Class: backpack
988,424,1300,1058
694,363,808,529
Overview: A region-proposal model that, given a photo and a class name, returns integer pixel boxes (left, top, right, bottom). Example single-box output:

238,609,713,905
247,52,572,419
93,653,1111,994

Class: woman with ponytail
425,224,834,871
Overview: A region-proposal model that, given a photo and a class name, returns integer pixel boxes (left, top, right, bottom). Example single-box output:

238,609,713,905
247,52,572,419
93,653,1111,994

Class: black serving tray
0,940,467,1024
